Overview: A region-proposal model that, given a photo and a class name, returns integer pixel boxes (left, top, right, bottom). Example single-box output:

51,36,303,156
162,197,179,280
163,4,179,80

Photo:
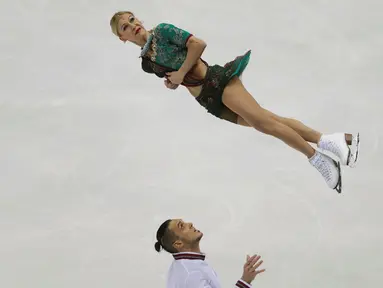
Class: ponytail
154,241,162,252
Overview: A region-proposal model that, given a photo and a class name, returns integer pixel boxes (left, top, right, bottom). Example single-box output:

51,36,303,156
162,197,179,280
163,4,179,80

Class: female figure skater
109,11,360,193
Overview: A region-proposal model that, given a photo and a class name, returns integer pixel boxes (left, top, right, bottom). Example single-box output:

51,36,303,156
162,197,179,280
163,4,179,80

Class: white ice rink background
1,0,382,287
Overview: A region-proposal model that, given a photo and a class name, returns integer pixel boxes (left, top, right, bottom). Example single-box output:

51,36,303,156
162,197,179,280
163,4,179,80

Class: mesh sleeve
155,23,193,47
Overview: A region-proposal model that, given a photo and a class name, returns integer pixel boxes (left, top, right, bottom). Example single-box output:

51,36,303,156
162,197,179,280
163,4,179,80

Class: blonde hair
110,11,132,37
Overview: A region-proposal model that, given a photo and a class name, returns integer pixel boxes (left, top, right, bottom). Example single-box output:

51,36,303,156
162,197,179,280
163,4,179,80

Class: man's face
168,219,203,250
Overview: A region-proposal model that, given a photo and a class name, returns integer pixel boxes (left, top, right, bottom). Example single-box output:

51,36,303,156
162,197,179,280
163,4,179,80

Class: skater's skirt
195,50,251,122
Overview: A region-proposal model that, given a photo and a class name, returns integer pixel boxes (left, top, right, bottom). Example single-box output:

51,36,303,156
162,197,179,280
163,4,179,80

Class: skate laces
310,153,333,184
320,137,341,155
316,158,332,182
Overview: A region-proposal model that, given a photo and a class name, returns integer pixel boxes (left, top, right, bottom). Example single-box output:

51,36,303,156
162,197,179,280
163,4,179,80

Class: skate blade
348,133,360,168
334,160,342,193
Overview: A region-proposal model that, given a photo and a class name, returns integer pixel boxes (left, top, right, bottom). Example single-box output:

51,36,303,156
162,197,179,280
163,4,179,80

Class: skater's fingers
244,255,255,267
256,269,266,275
253,260,263,270
249,255,261,267
247,255,257,264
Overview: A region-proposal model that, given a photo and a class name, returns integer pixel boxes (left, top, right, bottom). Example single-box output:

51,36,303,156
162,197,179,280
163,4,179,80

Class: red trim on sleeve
236,280,251,288
185,34,193,46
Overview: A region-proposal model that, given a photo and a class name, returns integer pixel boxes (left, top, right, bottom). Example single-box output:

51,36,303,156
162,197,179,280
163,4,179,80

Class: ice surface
0,0,382,287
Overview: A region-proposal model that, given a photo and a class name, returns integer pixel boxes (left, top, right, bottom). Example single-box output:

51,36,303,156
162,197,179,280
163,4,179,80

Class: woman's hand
165,70,186,85
164,79,179,90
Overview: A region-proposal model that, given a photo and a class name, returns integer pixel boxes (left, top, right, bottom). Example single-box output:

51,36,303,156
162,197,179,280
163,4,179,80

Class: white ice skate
317,133,360,167
309,151,342,193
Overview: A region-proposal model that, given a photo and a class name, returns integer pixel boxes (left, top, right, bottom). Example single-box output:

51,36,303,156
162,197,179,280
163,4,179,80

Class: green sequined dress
140,23,251,123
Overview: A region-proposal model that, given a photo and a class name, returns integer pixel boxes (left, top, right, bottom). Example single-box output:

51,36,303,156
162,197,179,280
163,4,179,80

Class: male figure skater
155,218,266,288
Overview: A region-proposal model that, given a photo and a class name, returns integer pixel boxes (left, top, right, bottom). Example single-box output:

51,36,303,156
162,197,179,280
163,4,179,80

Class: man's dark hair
155,219,178,254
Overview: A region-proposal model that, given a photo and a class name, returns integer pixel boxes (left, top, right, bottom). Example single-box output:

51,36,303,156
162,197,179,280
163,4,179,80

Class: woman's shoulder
153,22,176,32
152,22,192,41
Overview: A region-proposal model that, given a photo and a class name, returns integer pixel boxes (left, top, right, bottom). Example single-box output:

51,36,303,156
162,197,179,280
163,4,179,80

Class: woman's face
117,13,146,45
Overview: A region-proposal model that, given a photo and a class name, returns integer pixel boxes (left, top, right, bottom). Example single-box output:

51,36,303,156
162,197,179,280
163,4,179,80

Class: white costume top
166,252,251,288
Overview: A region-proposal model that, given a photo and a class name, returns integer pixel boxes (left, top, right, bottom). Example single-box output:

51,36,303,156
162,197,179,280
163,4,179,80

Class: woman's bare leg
223,77,315,158
237,114,321,143
238,111,353,145
222,76,342,191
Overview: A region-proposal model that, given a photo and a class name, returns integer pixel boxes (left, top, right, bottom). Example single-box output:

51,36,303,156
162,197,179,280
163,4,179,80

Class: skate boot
348,133,360,168
309,150,342,193
317,133,352,167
